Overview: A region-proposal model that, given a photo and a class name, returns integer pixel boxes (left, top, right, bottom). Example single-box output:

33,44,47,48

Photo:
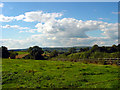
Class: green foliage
44,50,51,54
67,51,120,60
23,54,31,59
9,52,18,59
91,44,100,52
68,53,80,59
50,50,59,58
9,53,16,59
0,46,10,58
28,46,44,60
67,51,91,59
65,44,120,60
63,52,71,56
118,44,120,51
2,59,120,88
79,47,89,52
89,52,104,59
69,47,77,54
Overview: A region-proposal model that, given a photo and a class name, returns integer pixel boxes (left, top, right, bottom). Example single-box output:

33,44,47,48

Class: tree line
0,44,120,60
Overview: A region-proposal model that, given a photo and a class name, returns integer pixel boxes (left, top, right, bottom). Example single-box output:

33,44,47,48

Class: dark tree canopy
9,51,18,59
28,46,44,60
50,50,59,58
69,47,77,54
10,53,16,59
79,47,89,52
118,44,120,51
0,46,10,58
91,44,100,52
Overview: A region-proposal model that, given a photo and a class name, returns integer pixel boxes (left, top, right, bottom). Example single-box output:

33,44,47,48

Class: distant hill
8,49,28,51
8,46,92,52
43,46,92,52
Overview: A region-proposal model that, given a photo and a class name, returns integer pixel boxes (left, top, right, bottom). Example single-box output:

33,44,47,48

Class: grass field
2,59,120,88
15,51,29,55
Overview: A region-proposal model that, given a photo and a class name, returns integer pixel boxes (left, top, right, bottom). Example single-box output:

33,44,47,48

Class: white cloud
23,11,63,22
98,18,104,20
100,23,118,39
2,18,118,49
0,11,62,22
19,29,37,33
0,14,25,22
15,15,25,21
1,25,29,30
98,18,109,20
35,18,118,40
0,14,14,22
112,12,120,14
1,35,118,49
1,10,118,49
0,3,4,8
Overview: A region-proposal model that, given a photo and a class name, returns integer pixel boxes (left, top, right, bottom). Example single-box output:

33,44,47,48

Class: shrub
10,52,17,59
69,47,77,54
10,54,16,59
50,50,58,58
23,54,31,59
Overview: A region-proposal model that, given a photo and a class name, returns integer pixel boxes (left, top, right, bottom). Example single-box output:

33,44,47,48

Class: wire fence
52,58,120,65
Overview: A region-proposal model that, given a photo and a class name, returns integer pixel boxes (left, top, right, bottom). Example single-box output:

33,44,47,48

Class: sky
0,2,119,49
2,0,120,2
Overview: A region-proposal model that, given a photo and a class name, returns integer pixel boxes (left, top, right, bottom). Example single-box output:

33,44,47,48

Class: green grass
15,51,29,55
2,59,120,88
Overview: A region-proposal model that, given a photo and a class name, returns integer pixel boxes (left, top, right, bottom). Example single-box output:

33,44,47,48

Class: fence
54,58,120,65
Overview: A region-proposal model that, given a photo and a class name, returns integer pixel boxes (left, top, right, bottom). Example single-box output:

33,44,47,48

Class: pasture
2,59,120,88
15,51,29,55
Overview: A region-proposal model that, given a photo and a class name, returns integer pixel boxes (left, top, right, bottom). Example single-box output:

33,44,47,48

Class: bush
9,52,18,59
67,53,80,59
69,47,77,54
50,50,58,58
10,53,16,59
63,52,71,56
23,54,31,59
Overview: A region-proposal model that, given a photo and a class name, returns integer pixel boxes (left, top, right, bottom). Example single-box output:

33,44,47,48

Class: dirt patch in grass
16,53,29,59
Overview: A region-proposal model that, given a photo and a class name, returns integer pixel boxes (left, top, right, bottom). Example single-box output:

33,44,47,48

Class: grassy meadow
15,51,29,55
2,58,120,88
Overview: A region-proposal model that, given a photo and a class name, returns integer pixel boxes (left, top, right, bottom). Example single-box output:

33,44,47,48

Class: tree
28,46,44,60
79,48,85,52
118,44,120,51
111,44,117,52
27,47,32,52
69,47,77,54
10,53,16,59
0,46,10,58
100,46,106,52
84,47,89,51
50,50,58,58
91,44,99,52
9,51,18,59
79,47,89,52
63,52,71,56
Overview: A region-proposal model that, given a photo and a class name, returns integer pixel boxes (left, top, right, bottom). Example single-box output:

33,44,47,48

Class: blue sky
0,2,119,49
2,0,120,2
3,2,118,22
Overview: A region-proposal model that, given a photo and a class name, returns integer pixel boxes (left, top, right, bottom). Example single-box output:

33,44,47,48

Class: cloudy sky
0,2,119,49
